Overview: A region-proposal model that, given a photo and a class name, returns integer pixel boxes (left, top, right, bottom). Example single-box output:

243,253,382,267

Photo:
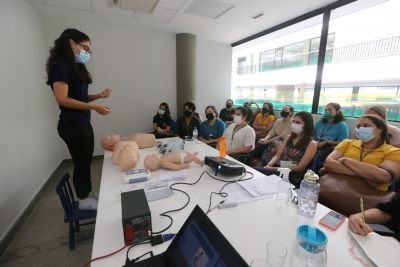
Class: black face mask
280,111,290,118
262,108,270,114
206,113,214,120
183,110,192,117
226,104,232,109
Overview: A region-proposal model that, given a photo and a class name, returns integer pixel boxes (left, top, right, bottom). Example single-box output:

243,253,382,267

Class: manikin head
144,154,161,171
100,134,121,150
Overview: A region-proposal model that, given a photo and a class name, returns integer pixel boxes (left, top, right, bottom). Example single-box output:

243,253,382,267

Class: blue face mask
74,49,90,64
158,109,165,115
356,127,376,142
324,111,333,119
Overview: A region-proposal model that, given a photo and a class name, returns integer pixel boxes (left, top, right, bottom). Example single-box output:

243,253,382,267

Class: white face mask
234,115,242,124
291,123,303,134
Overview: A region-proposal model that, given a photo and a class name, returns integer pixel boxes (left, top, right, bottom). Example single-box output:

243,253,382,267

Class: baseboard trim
0,155,104,257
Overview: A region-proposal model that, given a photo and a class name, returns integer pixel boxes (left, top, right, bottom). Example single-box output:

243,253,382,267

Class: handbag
319,173,397,217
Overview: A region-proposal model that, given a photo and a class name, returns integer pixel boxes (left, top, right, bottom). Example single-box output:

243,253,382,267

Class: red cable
82,244,128,267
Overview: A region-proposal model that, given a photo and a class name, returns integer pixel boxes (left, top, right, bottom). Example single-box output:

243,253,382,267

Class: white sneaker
89,191,99,200
79,197,98,210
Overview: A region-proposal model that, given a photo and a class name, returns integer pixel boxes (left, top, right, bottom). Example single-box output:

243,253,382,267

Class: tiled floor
0,159,103,267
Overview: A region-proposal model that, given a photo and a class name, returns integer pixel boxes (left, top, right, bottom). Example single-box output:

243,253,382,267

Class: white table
91,140,366,266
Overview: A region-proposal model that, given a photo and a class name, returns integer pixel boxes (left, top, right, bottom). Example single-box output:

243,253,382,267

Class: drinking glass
250,259,271,267
266,241,287,267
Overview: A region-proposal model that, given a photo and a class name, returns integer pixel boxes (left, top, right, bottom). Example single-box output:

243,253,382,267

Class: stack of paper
158,168,188,181
223,175,281,204
348,231,400,266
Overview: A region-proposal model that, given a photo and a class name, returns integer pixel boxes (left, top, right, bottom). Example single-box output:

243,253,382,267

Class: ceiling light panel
92,0,134,17
185,0,235,19
43,0,93,11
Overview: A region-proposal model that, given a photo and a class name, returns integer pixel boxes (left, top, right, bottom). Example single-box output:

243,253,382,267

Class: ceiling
27,0,340,44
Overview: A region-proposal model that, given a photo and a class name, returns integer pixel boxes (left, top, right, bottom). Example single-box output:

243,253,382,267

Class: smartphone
319,211,346,231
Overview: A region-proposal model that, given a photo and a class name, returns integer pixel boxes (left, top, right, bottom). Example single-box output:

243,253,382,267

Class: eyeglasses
75,42,92,55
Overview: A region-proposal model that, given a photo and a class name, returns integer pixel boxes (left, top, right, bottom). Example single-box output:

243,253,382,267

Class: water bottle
276,168,292,204
192,127,198,144
219,136,226,158
297,170,320,217
289,225,327,267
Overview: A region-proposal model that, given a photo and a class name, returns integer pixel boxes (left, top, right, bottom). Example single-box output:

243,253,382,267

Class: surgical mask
280,111,289,118
262,108,270,114
206,113,214,120
183,110,192,117
356,127,377,142
324,111,334,119
234,115,242,124
226,104,232,109
158,109,165,115
74,49,90,64
292,123,303,134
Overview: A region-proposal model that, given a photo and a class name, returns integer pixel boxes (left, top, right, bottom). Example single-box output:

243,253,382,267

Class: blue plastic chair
55,172,97,250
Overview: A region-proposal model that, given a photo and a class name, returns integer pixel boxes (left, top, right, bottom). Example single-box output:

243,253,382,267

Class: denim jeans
57,119,94,199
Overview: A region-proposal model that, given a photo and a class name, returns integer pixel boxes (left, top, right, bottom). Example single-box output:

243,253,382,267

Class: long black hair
46,29,92,85
158,102,171,117
289,111,314,149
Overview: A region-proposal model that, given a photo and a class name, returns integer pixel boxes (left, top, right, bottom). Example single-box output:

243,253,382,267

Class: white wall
41,19,177,157
196,39,232,116
0,0,63,241
0,0,235,244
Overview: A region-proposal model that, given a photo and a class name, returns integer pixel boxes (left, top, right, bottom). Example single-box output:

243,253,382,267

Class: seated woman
351,106,400,148
314,102,349,167
174,101,201,139
252,102,275,141
199,105,226,147
218,107,255,155
258,105,294,161
255,111,317,187
323,114,400,191
348,194,400,240
150,102,172,138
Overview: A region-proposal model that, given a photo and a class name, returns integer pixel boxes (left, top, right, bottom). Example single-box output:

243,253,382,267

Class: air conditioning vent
251,13,265,19
112,0,161,14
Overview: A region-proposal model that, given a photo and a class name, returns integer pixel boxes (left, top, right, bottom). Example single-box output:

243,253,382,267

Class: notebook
348,230,400,266
129,205,248,267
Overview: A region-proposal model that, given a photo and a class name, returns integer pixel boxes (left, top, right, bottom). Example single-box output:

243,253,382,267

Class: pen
360,198,365,223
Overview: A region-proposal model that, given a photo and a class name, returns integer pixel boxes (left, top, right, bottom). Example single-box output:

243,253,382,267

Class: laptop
128,205,248,267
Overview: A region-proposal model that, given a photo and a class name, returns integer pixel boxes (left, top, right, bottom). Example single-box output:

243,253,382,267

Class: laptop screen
165,205,248,267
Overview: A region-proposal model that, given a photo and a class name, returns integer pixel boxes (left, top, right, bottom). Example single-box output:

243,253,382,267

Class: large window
308,33,335,65
231,0,400,121
320,0,400,119
232,15,323,110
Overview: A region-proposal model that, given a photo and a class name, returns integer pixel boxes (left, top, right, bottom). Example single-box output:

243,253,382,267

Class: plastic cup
250,259,272,267
266,241,287,267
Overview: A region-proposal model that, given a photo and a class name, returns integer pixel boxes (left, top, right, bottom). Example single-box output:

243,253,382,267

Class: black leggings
58,119,94,199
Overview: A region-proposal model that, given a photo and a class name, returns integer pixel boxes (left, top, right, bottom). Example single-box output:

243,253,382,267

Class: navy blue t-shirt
153,114,171,129
48,60,91,123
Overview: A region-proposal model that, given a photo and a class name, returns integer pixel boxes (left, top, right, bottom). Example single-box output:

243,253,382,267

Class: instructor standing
46,29,112,210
